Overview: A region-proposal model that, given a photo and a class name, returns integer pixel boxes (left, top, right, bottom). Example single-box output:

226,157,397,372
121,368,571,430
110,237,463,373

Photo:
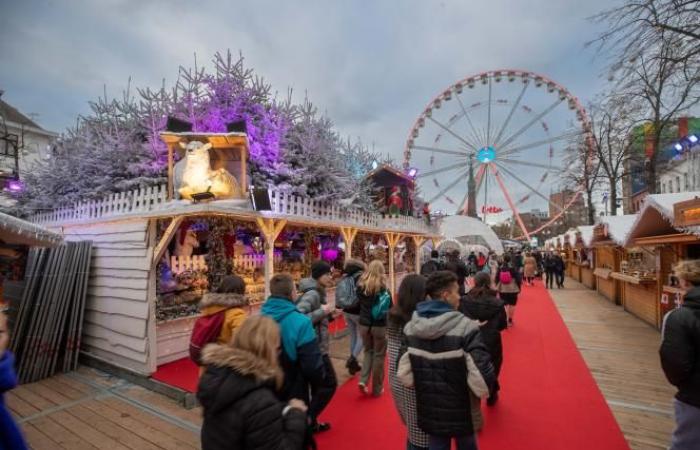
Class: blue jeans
671,398,700,450
428,435,478,450
344,313,363,358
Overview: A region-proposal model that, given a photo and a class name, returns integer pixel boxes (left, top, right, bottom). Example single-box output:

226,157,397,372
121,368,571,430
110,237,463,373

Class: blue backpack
371,290,392,321
335,275,359,310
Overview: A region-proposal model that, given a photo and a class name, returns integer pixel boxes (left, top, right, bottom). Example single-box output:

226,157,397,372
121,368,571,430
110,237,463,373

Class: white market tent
439,215,504,254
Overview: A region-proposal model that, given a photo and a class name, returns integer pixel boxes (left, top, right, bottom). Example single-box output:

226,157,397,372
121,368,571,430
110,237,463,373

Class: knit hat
311,260,332,280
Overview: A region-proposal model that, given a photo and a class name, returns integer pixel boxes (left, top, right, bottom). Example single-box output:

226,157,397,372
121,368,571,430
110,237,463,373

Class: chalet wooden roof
625,192,700,246
364,164,415,187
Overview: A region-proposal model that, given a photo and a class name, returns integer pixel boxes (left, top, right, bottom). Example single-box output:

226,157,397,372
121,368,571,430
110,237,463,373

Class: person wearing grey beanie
295,260,337,433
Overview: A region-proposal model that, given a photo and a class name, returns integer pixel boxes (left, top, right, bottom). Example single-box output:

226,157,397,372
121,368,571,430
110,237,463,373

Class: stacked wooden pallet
9,241,93,383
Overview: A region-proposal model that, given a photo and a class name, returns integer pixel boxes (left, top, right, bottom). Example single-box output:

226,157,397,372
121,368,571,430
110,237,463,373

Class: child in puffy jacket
190,276,250,373
0,309,29,450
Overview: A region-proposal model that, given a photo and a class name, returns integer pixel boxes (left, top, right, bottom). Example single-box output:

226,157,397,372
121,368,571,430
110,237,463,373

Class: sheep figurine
175,140,241,200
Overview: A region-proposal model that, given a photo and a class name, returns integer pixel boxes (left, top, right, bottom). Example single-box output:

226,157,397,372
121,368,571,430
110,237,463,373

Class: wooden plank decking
7,367,201,449
549,278,675,450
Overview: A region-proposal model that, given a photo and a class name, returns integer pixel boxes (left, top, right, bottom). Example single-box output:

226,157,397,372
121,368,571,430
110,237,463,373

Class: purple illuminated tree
12,51,384,216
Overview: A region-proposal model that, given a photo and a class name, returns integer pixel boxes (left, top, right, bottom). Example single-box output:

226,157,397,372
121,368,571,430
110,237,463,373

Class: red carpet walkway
315,281,630,450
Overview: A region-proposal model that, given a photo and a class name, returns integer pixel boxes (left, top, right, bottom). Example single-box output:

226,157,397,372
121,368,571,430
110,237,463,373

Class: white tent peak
439,215,504,255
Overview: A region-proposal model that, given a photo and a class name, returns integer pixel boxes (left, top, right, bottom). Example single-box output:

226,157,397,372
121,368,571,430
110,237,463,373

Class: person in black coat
544,254,557,289
444,251,469,295
660,260,700,449
553,254,565,288
198,315,309,450
460,272,507,406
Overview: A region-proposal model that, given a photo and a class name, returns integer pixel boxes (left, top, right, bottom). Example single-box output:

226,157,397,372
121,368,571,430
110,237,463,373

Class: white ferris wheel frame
403,69,594,241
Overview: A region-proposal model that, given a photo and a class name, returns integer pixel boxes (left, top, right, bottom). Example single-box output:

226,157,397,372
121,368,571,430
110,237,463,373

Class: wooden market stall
617,193,700,329
28,131,441,377
590,215,637,305
573,226,596,289
564,229,578,280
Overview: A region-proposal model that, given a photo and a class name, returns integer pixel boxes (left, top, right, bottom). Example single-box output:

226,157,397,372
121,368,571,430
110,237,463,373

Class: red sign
482,205,504,214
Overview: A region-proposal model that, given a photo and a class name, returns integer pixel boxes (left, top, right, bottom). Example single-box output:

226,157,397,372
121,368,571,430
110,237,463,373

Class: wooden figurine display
175,141,241,200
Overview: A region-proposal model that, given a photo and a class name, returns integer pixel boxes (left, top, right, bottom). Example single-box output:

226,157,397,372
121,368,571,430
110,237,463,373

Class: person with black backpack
420,250,442,277
295,261,337,433
334,259,366,375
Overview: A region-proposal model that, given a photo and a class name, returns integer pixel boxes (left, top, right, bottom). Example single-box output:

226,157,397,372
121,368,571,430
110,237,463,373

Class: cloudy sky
1,0,617,216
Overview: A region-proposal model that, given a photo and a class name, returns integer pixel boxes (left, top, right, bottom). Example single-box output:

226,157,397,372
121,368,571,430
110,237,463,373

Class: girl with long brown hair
198,315,309,450
357,260,392,396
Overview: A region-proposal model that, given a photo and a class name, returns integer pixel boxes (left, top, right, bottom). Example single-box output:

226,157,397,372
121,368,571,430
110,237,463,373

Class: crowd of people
2,245,696,450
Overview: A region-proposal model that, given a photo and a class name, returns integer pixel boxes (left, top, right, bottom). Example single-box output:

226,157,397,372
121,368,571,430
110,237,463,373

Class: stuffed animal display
175,140,241,200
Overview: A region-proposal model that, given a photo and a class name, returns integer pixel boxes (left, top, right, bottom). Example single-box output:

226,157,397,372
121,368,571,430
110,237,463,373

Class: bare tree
563,135,601,225
588,95,644,215
591,0,700,67
591,1,700,193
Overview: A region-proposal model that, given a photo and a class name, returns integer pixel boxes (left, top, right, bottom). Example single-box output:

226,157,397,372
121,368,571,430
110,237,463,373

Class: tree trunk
609,177,618,216
586,188,596,225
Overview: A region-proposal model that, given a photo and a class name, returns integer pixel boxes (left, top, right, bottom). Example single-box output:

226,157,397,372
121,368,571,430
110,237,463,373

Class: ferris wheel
404,69,593,240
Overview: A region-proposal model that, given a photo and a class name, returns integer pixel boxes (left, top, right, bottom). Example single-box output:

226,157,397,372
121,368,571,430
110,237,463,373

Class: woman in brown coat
523,252,537,286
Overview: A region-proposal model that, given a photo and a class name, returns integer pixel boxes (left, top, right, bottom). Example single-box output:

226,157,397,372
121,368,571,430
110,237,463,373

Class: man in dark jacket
398,271,495,450
420,250,442,276
544,254,557,289
444,250,469,295
553,253,565,288
660,260,700,450
295,261,337,433
261,274,325,409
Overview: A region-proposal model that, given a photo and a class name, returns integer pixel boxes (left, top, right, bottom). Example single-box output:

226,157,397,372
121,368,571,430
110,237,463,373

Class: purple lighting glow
7,180,22,192
407,168,418,178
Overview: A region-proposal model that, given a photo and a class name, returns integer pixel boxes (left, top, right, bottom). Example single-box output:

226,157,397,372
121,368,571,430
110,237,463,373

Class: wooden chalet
28,132,441,379
590,215,637,305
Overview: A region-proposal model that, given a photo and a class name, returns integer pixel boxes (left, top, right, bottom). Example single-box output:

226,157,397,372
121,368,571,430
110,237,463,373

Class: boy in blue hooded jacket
261,273,325,405
1,310,28,450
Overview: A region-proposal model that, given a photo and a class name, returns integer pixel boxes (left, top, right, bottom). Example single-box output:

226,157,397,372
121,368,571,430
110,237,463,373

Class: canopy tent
439,215,504,254
0,212,63,247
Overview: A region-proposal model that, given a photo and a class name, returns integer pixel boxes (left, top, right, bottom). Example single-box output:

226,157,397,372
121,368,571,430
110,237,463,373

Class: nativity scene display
161,130,250,202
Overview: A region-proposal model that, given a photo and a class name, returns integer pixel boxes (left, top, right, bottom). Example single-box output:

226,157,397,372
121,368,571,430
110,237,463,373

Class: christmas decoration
10,51,388,218
175,141,241,199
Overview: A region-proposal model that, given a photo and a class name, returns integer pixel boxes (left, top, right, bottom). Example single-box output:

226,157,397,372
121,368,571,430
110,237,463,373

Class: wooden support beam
411,235,427,273
167,143,174,200
340,227,359,258
385,232,404,296
152,216,183,268
256,218,287,298
431,237,443,251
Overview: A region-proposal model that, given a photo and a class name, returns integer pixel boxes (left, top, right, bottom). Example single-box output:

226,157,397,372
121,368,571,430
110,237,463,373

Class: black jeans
545,271,555,288
556,271,565,287
309,354,337,423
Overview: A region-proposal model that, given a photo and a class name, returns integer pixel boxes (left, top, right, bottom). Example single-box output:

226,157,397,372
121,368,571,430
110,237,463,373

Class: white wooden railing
31,185,169,225
233,253,282,271
170,255,208,274
30,184,438,234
